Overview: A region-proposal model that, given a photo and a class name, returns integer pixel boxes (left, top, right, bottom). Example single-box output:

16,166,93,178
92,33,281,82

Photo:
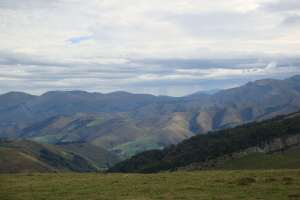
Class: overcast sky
0,0,300,96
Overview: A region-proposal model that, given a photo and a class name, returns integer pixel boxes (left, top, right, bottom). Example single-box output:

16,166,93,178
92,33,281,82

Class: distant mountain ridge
0,90,176,126
1,75,300,157
186,88,221,96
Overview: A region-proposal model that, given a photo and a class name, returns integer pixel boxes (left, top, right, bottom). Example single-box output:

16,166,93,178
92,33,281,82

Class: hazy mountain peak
287,75,300,82
187,89,221,96
106,91,133,95
67,90,102,95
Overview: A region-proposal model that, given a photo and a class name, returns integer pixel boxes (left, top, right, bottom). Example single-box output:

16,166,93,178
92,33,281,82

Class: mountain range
1,75,300,157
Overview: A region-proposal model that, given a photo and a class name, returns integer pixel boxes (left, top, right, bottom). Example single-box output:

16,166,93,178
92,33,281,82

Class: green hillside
0,147,57,173
207,152,300,170
53,142,124,168
21,113,194,157
0,138,99,173
107,112,300,173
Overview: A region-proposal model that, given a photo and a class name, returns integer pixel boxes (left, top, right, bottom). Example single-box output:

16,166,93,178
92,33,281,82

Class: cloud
262,0,300,13
0,0,299,96
281,14,300,26
172,11,283,41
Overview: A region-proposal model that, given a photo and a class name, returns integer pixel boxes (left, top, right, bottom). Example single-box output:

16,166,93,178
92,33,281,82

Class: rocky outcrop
232,134,300,158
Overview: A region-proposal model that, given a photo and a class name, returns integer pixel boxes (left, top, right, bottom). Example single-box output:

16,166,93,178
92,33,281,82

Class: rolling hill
0,138,100,173
0,147,58,173
53,141,124,168
20,113,195,157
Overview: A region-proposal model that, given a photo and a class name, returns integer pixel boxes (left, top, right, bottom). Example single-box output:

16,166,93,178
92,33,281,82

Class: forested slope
108,112,300,173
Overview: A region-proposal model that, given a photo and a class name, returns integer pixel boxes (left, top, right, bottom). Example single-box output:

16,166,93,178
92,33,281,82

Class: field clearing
111,135,159,157
0,170,300,200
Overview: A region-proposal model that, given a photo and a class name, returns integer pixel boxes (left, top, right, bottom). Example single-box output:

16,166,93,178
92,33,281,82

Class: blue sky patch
65,36,92,44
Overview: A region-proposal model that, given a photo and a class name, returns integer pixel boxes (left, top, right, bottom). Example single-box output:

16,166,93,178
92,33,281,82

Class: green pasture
1,169,299,200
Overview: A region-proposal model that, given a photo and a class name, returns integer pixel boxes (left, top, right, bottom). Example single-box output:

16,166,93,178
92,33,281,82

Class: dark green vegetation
53,141,124,168
108,113,300,173
1,75,300,157
0,170,299,199
0,138,99,173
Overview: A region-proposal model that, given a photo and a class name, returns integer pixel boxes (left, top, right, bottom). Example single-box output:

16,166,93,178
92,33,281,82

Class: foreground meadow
0,170,299,200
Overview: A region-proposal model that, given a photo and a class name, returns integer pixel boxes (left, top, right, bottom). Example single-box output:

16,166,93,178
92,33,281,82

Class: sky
0,0,300,97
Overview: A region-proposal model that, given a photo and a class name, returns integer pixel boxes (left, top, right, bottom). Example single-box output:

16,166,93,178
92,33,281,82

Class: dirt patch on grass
234,177,256,185
266,177,278,182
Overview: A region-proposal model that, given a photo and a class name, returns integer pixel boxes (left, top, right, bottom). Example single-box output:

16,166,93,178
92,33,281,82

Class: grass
111,135,159,157
87,119,108,126
0,169,299,199
31,133,68,144
0,148,57,174
207,153,300,170
66,124,77,131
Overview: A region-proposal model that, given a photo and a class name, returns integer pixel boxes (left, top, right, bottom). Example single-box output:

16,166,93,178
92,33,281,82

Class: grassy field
1,170,299,199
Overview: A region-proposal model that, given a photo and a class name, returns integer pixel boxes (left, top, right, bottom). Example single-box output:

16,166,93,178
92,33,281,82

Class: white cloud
0,0,299,96
175,61,297,79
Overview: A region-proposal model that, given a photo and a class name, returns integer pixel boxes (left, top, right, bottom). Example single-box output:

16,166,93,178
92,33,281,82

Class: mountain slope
0,92,37,112
0,138,99,173
0,147,57,173
211,75,300,104
0,90,177,128
53,142,124,168
107,112,300,173
20,113,195,157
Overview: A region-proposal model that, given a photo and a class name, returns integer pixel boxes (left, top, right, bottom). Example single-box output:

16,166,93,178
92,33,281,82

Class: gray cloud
0,0,63,11
1,51,299,96
0,0,299,96
262,0,300,13
281,14,300,26
172,12,279,40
